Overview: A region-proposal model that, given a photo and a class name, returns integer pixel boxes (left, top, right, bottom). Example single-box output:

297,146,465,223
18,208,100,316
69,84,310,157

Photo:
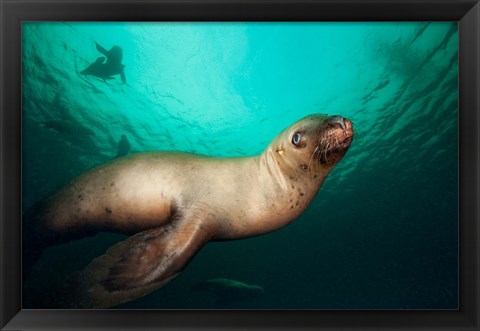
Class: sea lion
23,114,354,308
116,134,131,158
80,42,126,84
191,278,265,305
42,119,96,137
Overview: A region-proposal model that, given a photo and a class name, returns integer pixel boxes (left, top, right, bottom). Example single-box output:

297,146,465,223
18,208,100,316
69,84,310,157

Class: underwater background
22,22,458,309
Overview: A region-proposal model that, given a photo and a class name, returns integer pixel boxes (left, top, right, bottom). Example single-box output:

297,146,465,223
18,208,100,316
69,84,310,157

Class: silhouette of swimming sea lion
81,42,126,84
191,278,265,305
42,120,95,137
116,134,131,157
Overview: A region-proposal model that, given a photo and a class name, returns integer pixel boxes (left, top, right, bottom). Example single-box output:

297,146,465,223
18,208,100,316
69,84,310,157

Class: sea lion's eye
292,132,302,146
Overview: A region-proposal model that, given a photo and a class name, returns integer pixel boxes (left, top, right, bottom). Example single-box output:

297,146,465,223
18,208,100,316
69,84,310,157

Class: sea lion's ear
95,42,108,56
275,144,284,155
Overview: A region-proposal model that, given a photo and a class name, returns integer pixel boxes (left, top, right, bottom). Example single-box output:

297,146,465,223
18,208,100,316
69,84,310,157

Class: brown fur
23,114,354,308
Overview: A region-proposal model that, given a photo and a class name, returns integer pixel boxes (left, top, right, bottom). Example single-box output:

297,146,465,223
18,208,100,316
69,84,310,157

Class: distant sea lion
116,134,131,158
42,119,96,137
23,114,354,308
191,278,265,305
80,42,126,84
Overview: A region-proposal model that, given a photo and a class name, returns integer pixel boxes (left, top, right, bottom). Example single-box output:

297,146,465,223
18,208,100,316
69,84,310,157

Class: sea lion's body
42,152,317,240
23,114,354,308
80,42,126,84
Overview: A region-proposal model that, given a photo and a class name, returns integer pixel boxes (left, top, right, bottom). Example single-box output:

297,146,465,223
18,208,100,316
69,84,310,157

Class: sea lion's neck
258,146,327,193
230,147,328,235
258,147,290,191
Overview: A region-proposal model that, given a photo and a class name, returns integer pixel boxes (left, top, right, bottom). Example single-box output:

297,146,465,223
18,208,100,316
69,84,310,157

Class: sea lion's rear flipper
58,215,211,308
80,57,105,76
95,42,109,56
120,70,126,85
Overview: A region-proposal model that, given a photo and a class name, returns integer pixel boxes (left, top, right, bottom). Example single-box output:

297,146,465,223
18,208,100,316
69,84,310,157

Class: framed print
1,0,479,330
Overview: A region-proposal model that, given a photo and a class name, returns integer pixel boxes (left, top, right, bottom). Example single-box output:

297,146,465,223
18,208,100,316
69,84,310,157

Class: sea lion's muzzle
328,115,353,140
315,115,354,165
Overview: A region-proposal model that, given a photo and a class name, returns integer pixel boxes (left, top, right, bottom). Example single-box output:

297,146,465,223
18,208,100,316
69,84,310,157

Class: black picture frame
1,0,479,330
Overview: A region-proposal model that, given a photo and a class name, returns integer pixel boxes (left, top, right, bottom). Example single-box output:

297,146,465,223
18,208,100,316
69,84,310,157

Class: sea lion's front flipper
102,219,211,292
95,42,109,56
120,70,126,84
59,215,212,308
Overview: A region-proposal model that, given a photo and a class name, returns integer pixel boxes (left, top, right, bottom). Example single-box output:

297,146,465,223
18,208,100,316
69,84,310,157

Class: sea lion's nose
329,116,346,131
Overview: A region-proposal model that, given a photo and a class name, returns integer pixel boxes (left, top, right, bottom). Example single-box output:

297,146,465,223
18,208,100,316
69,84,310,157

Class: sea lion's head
268,114,354,177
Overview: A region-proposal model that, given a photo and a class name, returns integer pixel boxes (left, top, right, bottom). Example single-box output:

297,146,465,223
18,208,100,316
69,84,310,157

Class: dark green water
22,22,458,309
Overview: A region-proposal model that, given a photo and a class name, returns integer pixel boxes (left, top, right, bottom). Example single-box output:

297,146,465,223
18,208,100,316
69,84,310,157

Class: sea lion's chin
333,133,353,152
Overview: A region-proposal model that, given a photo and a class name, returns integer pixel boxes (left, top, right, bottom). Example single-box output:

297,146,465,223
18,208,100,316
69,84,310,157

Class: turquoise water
22,22,458,309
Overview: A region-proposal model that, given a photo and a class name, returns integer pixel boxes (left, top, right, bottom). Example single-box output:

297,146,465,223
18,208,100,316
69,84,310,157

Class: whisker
314,146,323,171
323,142,330,164
308,145,319,171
